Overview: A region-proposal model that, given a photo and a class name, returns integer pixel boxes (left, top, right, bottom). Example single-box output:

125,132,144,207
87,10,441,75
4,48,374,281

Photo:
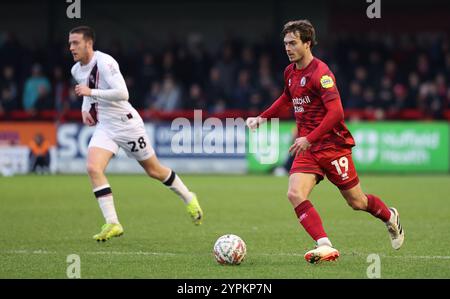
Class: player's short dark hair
70,26,96,43
282,19,317,48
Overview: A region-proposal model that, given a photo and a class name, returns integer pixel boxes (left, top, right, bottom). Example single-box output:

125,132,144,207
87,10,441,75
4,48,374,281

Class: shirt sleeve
259,87,292,119
90,57,129,101
81,96,92,112
314,69,340,103
259,67,293,119
305,67,344,143
70,64,92,112
305,98,344,143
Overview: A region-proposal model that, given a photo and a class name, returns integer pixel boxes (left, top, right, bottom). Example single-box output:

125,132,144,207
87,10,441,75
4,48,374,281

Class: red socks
294,200,328,241
366,194,391,222
293,195,391,243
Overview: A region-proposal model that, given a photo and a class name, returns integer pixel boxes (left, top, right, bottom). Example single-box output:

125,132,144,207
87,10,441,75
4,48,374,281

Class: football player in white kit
69,26,203,242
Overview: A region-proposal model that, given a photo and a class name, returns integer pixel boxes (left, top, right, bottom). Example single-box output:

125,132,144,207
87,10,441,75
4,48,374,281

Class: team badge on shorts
320,75,334,88
300,76,306,87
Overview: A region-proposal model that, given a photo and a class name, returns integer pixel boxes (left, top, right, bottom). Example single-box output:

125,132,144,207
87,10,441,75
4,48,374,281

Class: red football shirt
260,57,355,152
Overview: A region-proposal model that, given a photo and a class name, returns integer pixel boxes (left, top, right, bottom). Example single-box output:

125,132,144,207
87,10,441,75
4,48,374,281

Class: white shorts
89,122,155,161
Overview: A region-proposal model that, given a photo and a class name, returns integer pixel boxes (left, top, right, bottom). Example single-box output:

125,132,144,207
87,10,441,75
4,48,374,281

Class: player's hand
246,116,263,131
289,137,311,156
82,111,96,126
75,84,92,97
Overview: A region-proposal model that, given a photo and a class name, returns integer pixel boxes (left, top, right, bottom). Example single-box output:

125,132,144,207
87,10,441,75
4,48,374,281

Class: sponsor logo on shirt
320,75,334,88
292,96,311,113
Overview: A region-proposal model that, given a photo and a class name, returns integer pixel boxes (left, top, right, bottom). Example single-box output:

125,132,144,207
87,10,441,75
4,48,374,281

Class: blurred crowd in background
0,30,449,119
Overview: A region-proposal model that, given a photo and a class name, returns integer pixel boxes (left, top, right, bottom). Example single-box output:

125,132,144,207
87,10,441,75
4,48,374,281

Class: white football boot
304,245,340,264
386,207,404,250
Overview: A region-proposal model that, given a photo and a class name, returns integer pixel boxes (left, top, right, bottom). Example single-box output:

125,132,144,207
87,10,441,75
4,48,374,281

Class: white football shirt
71,50,142,128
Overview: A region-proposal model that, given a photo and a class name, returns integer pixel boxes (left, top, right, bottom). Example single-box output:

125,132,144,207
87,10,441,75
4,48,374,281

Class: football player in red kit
246,20,404,264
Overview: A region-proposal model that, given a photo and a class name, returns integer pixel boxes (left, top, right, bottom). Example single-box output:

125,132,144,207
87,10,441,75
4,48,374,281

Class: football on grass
213,234,247,265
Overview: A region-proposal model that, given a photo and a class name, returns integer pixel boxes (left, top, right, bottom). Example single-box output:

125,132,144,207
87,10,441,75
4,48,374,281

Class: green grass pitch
1,174,449,278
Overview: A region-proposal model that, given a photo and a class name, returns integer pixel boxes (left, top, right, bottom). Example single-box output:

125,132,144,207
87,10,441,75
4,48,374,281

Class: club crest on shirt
320,75,334,88
300,76,306,87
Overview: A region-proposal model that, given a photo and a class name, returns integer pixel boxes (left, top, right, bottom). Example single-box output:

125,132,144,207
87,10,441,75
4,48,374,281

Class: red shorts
289,147,359,190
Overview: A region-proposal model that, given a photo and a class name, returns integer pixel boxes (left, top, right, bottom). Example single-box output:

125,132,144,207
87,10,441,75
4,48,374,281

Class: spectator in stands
67,87,82,110
267,86,283,111
1,31,449,120
161,50,177,78
36,84,53,110
52,66,70,114
444,53,450,80
232,69,254,109
408,72,420,107
354,66,369,88
418,82,443,119
185,33,211,86
417,54,432,81
214,43,237,99
185,83,207,110
144,81,161,109
28,133,51,174
378,76,395,112
346,81,363,109
367,51,384,83
239,46,257,76
435,73,447,103
257,63,276,95
0,65,18,113
247,91,264,116
390,83,409,113
22,64,51,112
151,74,181,111
384,60,399,82
205,67,228,111
362,87,377,111
137,52,159,99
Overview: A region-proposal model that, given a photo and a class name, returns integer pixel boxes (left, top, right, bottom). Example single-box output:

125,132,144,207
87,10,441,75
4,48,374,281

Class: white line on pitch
3,250,176,256
3,250,450,260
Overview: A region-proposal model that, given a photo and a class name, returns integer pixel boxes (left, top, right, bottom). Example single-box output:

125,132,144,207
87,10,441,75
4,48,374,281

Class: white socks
163,170,194,204
93,184,119,224
92,171,193,225
317,237,333,247
387,210,395,225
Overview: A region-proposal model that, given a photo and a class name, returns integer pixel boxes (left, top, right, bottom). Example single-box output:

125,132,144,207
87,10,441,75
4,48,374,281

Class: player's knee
147,168,161,179
345,195,366,211
144,165,166,180
287,190,307,205
86,163,103,178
